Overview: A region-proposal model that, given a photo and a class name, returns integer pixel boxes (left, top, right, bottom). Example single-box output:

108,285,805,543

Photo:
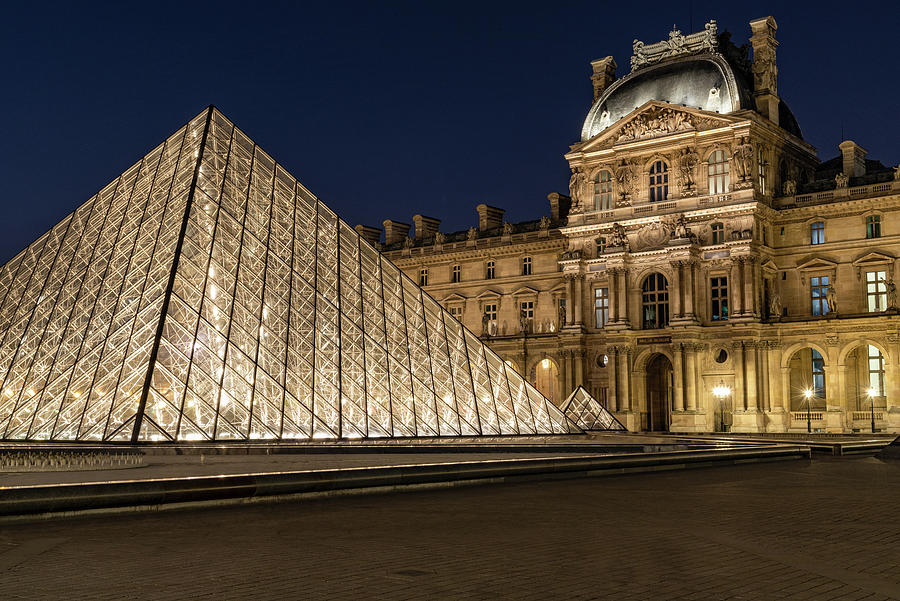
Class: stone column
608,269,618,322
744,257,756,318
760,343,770,411
562,350,572,395
672,343,685,411
683,261,695,318
768,343,784,413
574,275,584,326
670,262,682,318
609,347,618,412
731,259,743,315
732,342,746,410
618,269,629,325
781,367,791,412
684,344,698,410
745,342,758,411
565,276,574,325
620,347,632,411
574,350,584,388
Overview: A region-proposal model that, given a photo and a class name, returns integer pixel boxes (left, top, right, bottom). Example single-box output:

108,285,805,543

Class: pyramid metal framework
561,386,625,431
0,107,577,442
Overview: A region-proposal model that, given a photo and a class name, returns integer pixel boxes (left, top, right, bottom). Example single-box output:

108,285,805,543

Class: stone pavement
1,457,899,600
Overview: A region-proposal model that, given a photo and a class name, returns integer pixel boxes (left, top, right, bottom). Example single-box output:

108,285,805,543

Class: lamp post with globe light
712,380,731,432
803,388,813,434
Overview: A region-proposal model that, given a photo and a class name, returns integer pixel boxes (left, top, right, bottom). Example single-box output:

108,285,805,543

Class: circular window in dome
715,349,728,364
597,354,609,368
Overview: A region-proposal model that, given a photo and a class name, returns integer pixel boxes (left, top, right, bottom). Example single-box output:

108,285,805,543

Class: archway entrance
530,358,559,404
645,354,673,431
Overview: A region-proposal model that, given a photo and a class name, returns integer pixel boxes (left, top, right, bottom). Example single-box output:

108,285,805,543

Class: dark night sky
1,1,897,264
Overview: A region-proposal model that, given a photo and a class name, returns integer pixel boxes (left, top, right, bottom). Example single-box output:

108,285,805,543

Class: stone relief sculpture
616,107,702,142
609,222,627,248
769,292,782,319
752,45,777,92
677,147,699,195
782,179,796,197
539,216,551,231
732,137,754,187
614,159,635,204
434,231,445,244
835,172,849,188
673,214,690,239
502,222,514,235
467,227,478,241
630,21,718,71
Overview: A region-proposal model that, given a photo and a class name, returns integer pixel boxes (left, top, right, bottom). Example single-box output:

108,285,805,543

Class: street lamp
803,388,813,434
712,380,731,433
867,386,877,433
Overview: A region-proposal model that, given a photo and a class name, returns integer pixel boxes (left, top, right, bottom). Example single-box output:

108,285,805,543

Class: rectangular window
711,276,728,320
522,256,532,276
757,147,767,193
451,264,461,283
448,305,463,320
867,270,887,312
484,303,497,322
868,344,885,397
520,300,534,319
810,275,830,316
594,170,614,211
812,349,825,398
811,221,825,245
711,223,725,245
594,287,609,328
485,260,495,280
596,237,606,255
866,215,882,239
419,268,428,286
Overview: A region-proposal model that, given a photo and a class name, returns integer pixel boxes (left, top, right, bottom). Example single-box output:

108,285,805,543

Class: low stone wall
0,450,144,473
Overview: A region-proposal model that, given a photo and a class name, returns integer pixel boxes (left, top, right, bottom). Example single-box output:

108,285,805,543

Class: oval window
715,349,728,363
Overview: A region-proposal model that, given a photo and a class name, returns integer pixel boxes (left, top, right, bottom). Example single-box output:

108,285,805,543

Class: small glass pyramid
561,386,625,431
0,107,577,442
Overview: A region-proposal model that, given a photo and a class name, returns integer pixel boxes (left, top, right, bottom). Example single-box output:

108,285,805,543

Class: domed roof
581,54,751,141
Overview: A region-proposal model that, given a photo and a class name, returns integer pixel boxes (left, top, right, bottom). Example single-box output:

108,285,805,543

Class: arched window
868,345,885,397
649,161,669,202
641,273,669,329
593,170,614,211
707,150,730,194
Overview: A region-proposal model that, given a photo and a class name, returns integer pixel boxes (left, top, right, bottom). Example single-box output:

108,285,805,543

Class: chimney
412,214,441,240
749,16,779,125
547,193,572,221
590,56,617,102
355,224,381,247
839,140,868,178
475,204,505,231
382,219,411,245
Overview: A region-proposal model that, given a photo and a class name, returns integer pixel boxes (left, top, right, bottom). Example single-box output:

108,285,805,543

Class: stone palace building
370,17,900,433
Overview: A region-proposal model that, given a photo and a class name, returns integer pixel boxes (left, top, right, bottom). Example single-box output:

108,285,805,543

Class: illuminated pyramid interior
561,386,625,432
0,108,577,442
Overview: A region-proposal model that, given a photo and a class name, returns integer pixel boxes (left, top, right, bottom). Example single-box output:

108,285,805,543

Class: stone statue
434,231,445,244
467,227,478,241
519,309,528,334
481,311,490,337
894,165,900,181
673,214,689,239
888,279,897,309
782,179,796,197
610,222,626,248
402,236,413,249
733,138,753,182
568,168,586,213
835,172,849,188
769,292,782,320
677,147,699,194
558,303,566,329
502,222,514,235
826,284,837,314
539,215,551,231
614,159,635,203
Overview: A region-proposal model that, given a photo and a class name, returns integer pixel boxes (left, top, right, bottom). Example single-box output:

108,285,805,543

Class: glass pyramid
0,107,576,442
561,386,625,431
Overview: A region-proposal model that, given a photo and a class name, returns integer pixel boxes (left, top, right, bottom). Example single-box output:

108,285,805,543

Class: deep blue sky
1,1,897,263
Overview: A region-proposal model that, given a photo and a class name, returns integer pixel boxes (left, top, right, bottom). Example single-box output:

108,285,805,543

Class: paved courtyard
1,456,899,600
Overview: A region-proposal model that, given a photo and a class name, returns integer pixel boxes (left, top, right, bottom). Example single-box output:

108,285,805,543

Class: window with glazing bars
810,221,825,245
419,268,428,286
810,275,830,316
641,273,669,329
710,276,728,320
485,260,495,280
812,349,825,398
711,222,725,244
594,287,609,328
649,161,668,202
594,170,614,210
868,344,885,398
522,256,532,276
866,215,881,239
867,270,887,312
451,264,461,283
596,237,606,255
707,150,730,194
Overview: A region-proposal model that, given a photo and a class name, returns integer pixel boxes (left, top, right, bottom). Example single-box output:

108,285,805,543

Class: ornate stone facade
379,17,900,433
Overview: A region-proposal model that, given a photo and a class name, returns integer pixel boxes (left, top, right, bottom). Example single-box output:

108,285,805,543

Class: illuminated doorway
530,358,559,404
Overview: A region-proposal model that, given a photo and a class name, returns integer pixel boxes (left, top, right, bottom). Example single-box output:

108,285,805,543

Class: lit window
707,150,730,194
811,349,825,398
866,215,882,239
867,271,887,312
810,275,830,316
594,288,609,328
757,147,767,193
641,273,669,329
419,268,428,286
451,264,461,283
711,276,728,320
810,221,825,245
596,237,606,255
485,260,495,280
868,345,885,397
593,170,614,211
649,161,669,202
522,256,532,276
711,222,725,244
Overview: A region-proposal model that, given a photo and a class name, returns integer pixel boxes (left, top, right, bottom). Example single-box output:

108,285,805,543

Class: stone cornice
386,238,567,266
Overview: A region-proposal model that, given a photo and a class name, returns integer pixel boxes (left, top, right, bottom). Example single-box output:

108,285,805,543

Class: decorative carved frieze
615,106,722,143
630,21,719,72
